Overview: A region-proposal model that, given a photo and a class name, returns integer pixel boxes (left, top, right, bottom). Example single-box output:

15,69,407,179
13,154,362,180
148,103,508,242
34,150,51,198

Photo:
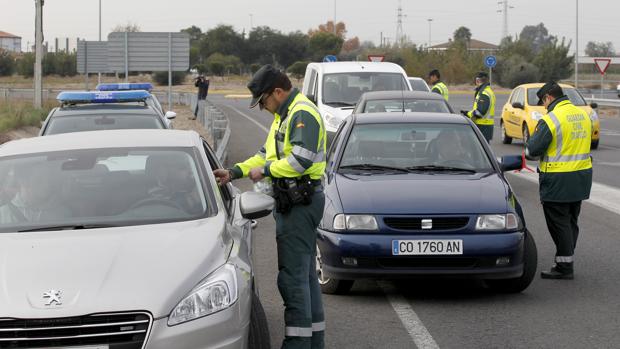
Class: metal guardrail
0,87,231,164
585,98,620,108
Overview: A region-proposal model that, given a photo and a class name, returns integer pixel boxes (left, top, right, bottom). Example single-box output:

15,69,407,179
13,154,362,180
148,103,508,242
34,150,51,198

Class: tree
206,53,241,76
453,27,472,44
0,49,15,76
519,23,555,54
533,37,573,82
309,21,347,39
16,53,34,77
585,41,615,57
111,22,141,32
342,37,360,53
199,25,245,62
308,32,344,61
181,25,203,43
287,61,308,80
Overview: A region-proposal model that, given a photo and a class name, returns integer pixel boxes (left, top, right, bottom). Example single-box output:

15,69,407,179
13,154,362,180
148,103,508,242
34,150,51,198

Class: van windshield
322,72,409,106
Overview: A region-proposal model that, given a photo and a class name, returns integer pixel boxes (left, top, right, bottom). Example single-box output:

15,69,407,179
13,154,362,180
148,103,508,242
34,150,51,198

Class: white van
301,62,411,135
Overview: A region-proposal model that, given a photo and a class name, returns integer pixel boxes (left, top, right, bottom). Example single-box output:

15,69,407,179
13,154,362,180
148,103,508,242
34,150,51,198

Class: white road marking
508,171,620,215
379,281,440,349
223,105,270,133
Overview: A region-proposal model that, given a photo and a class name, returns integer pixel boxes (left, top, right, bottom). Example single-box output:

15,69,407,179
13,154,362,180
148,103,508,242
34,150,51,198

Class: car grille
384,217,470,231
0,311,151,349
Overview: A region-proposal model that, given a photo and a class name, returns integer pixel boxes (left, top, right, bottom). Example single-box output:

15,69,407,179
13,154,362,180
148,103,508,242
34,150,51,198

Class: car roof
408,77,424,80
0,130,200,157
308,61,406,74
352,112,469,125
359,90,444,101
54,104,159,116
515,83,576,90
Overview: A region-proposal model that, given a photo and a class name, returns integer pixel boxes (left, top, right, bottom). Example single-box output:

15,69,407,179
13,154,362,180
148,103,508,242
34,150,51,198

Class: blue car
316,112,537,294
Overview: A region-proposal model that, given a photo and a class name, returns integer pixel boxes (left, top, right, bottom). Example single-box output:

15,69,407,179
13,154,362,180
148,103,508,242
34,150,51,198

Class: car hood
322,104,355,121
0,215,230,318
335,173,509,215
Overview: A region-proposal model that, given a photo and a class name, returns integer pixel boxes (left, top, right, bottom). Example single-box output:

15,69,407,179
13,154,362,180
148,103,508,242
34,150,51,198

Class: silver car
0,129,272,349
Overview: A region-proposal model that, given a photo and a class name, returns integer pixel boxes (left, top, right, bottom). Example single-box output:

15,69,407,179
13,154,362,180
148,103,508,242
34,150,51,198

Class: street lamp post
98,0,102,85
575,0,579,88
34,0,44,108
334,0,337,34
427,18,433,49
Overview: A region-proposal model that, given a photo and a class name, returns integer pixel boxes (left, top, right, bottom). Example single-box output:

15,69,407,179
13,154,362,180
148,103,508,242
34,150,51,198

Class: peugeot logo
43,290,62,306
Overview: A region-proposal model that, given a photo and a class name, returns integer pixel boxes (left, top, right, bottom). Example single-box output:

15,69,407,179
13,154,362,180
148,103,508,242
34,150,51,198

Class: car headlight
333,214,378,231
476,214,519,231
531,111,543,121
589,109,599,121
325,113,342,129
168,264,238,326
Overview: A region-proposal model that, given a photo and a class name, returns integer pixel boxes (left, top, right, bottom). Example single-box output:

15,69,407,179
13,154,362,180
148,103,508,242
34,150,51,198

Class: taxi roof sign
57,90,151,105
96,83,154,91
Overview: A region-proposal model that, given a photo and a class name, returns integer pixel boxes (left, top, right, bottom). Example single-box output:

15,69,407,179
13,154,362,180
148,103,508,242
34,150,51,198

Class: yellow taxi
500,83,601,149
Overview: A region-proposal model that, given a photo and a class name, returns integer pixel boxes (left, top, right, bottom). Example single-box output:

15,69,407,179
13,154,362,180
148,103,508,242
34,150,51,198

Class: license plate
392,239,463,255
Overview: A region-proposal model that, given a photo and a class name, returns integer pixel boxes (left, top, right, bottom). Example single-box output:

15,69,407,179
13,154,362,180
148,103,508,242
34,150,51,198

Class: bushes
0,101,52,133
152,71,187,85
0,49,16,76
287,61,308,80
14,52,76,77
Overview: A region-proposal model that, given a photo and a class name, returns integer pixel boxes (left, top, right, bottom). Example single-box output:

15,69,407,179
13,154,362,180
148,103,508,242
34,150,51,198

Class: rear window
45,114,164,135
363,99,451,114
409,79,429,92
527,88,587,106
322,72,409,106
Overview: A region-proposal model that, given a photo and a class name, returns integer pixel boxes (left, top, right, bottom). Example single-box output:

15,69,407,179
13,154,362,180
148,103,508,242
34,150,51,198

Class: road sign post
368,55,385,62
484,55,497,85
594,58,612,98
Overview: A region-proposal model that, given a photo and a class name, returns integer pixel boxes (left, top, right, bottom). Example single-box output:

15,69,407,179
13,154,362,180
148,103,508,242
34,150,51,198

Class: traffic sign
594,58,612,75
484,55,497,68
368,55,385,62
323,55,337,63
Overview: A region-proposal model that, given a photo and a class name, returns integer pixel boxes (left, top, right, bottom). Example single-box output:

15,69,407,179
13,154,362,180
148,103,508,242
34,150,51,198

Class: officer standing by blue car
213,65,327,349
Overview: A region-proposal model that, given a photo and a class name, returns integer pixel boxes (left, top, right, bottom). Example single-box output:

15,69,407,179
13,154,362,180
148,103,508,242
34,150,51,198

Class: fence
0,88,231,163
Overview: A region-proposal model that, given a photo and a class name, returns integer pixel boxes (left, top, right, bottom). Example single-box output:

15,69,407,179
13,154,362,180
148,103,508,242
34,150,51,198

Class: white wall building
0,31,22,53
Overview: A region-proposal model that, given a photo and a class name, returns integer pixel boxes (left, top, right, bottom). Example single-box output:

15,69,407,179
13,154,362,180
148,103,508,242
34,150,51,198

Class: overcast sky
1,0,618,55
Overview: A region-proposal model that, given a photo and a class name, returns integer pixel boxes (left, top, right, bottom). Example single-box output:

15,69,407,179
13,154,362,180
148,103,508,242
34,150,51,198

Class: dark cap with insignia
247,64,280,108
536,81,563,106
475,71,489,79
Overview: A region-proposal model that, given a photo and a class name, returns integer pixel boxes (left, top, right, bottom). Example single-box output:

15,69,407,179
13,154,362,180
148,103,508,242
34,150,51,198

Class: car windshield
527,88,587,106
0,147,210,233
45,114,164,135
322,72,408,105
409,79,429,92
363,99,451,113
339,123,493,173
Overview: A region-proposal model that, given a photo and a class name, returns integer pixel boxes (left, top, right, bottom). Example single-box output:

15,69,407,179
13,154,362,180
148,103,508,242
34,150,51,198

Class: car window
327,119,348,167
339,123,493,173
363,99,450,113
0,147,211,233
513,88,525,105
322,72,408,106
409,79,429,92
202,140,233,214
44,114,164,135
527,88,587,106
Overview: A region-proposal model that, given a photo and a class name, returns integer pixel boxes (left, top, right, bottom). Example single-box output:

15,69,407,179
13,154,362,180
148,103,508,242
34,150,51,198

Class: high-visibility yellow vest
539,99,592,173
468,85,495,126
432,81,449,101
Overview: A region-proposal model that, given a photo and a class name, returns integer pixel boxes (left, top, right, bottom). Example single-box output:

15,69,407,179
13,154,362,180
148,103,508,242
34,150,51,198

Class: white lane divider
508,171,620,215
224,105,270,133
378,281,440,349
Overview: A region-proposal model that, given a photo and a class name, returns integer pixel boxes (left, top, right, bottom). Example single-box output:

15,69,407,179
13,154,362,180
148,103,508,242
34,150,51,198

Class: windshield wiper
340,164,409,173
18,224,117,232
325,101,355,107
406,165,477,174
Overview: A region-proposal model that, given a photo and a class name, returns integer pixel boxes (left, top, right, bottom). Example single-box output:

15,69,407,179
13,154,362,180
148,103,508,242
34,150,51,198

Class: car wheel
248,292,271,349
486,229,538,293
501,120,513,144
522,124,531,145
591,140,599,150
316,244,354,295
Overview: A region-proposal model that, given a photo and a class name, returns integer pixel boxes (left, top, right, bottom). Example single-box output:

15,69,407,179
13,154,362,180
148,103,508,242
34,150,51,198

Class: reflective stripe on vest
472,85,495,126
539,101,592,173
433,82,449,101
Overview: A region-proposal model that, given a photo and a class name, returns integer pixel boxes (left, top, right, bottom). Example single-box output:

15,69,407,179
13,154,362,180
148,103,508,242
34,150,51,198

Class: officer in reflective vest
428,69,449,101
214,65,327,348
525,82,592,280
461,71,495,142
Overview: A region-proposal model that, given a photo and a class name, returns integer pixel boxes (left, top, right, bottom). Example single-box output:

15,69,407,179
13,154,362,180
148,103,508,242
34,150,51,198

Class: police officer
428,69,449,101
525,82,592,280
461,71,496,142
213,65,327,349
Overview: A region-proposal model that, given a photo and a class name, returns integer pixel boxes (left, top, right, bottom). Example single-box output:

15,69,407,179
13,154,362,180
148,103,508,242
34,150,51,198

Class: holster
272,175,315,214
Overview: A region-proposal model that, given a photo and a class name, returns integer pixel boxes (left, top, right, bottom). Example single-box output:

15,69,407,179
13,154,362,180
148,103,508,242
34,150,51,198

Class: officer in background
525,82,592,280
213,65,327,349
428,69,449,101
461,71,495,142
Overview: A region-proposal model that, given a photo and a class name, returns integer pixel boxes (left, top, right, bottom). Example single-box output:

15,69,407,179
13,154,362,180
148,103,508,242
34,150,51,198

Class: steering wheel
128,197,185,212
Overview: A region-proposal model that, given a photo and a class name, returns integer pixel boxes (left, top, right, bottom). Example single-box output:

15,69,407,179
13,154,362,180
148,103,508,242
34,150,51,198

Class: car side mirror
590,102,598,109
499,155,523,172
512,102,524,110
165,111,177,119
240,191,275,220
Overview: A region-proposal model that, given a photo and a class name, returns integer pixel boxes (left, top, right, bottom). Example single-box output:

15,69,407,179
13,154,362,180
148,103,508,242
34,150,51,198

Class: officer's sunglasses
258,91,273,110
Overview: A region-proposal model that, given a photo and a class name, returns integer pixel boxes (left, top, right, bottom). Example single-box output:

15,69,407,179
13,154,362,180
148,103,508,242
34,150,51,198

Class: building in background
0,31,22,53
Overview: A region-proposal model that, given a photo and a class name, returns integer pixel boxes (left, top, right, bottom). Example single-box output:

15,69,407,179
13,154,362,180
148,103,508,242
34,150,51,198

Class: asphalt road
212,94,620,349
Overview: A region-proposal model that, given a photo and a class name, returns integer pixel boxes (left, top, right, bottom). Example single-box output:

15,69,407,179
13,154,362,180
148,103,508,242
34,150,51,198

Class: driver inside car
434,130,472,167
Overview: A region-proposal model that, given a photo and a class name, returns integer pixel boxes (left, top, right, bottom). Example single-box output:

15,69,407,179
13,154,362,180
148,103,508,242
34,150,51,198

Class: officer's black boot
541,262,574,280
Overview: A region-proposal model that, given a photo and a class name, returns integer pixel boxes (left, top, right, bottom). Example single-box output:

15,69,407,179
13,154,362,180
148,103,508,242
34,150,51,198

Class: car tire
522,124,531,145
591,140,599,150
316,245,354,295
501,121,513,144
248,292,271,349
486,229,538,293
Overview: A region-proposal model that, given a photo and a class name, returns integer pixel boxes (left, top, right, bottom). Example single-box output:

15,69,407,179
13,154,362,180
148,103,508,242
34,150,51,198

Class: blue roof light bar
57,90,151,105
96,83,154,92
